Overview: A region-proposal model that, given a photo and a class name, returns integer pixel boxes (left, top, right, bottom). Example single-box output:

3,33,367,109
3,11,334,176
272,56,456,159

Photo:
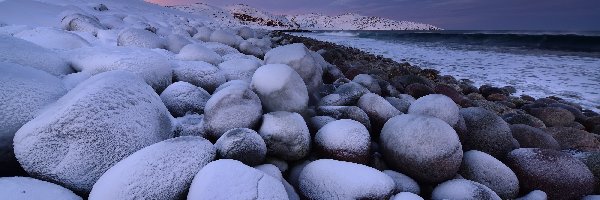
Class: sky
147,0,600,30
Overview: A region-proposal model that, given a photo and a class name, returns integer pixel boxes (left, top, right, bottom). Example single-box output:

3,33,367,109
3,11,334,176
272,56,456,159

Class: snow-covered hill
171,3,440,30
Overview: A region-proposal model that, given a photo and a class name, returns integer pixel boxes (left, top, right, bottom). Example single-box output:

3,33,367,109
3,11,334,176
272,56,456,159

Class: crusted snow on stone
0,34,73,76
176,43,224,65
0,177,82,200
251,64,309,113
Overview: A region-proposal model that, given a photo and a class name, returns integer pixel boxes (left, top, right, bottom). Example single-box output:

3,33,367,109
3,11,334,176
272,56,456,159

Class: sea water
292,30,600,112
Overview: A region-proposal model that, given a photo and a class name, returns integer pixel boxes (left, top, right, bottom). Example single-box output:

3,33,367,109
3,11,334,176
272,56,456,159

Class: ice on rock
165,33,192,53
89,136,216,200
299,159,395,200
13,71,173,193
258,111,311,161
315,119,371,164
0,34,74,76
0,63,67,175
391,192,424,200
203,41,240,56
431,179,501,200
380,114,463,183
0,177,82,200
173,60,226,93
383,170,421,195
209,29,241,48
176,43,224,65
217,58,261,82
193,26,213,42
459,150,519,199
215,128,267,166
251,64,309,113
61,13,107,36
203,82,262,139
160,81,211,117
187,159,289,200
265,43,324,103
66,46,172,92
173,113,207,137
408,94,460,126
14,27,90,50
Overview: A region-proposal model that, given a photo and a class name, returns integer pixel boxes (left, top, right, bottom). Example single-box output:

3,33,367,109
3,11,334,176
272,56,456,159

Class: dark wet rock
479,85,507,97
521,95,536,102
545,127,600,151
503,113,547,128
406,83,435,99
583,116,600,134
472,100,516,115
467,93,486,101
434,84,466,105
530,107,575,127
510,124,560,150
535,98,560,105
459,107,516,159
392,75,433,88
548,103,587,122
487,93,508,102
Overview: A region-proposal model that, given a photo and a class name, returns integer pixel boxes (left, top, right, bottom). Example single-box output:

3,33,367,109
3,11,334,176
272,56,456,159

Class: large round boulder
545,127,600,151
459,107,516,158
251,64,309,113
431,179,501,200
529,107,575,127
383,170,421,195
203,83,262,139
89,136,216,200
159,81,210,117
215,128,267,166
315,119,371,164
176,43,223,65
357,93,401,133
217,58,261,82
299,159,395,200
408,94,460,126
510,124,560,150
353,74,382,94
506,148,596,200
459,150,520,199
258,111,310,161
316,106,371,130
173,60,226,93
209,29,240,47
0,177,82,200
13,71,173,193
117,28,164,49
15,27,91,50
380,114,463,183
187,159,288,200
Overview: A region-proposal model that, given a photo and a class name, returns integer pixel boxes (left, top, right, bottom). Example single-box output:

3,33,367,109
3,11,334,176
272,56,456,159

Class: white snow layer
0,177,82,200
14,27,91,50
0,34,74,76
251,64,309,113
408,94,460,126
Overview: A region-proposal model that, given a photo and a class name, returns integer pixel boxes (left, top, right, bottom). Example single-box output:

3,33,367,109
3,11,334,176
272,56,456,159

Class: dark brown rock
502,113,547,128
459,107,516,159
545,127,600,151
510,124,560,150
434,84,465,105
529,107,575,127
405,83,435,99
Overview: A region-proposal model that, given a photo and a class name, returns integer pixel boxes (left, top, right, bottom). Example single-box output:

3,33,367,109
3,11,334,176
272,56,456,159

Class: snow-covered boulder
383,170,421,195
203,42,240,56
165,33,192,53
381,114,463,183
509,124,560,149
459,107,516,158
459,150,519,199
203,83,262,139
255,164,301,200
193,26,213,42
299,159,395,200
0,35,74,76
357,93,401,133
215,128,267,166
160,81,210,117
239,40,264,57
89,136,215,200
353,74,382,95
431,179,501,200
408,94,460,126
258,111,310,161
391,192,424,200
0,177,81,200
315,119,371,164
251,64,309,113
14,27,90,50
320,82,370,106
176,43,223,65
67,46,172,92
117,28,164,49
0,63,67,175
173,60,226,93
209,29,240,47
237,26,255,39
308,116,336,133
386,94,416,113
516,190,547,200
316,106,372,130
187,159,288,200
61,13,107,36
13,71,173,193
217,58,261,82
265,43,324,103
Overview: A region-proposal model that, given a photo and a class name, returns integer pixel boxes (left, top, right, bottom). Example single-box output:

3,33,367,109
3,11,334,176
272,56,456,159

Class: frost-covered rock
545,127,600,151
215,128,267,166
61,13,107,36
0,35,73,76
353,74,382,95
173,60,226,93
383,170,420,195
176,43,223,65
217,58,261,82
214,80,250,93
165,33,192,53
316,106,372,130
173,114,206,137
308,116,336,134
255,164,301,200
315,119,371,164
258,111,310,161
459,150,519,199
0,63,67,175
459,107,516,158
265,43,324,103
431,179,501,200
117,28,164,49
516,190,547,200
391,193,424,200
299,159,395,200
209,29,240,47
320,82,370,106
386,94,416,113
510,124,560,149
203,83,262,139
193,26,213,42
67,46,172,92
237,26,255,39
381,114,463,183
160,81,210,117
358,93,401,133
408,94,460,126
0,177,81,200
187,159,288,200
506,148,596,200
203,41,240,56
529,107,575,127
239,40,265,57
89,136,215,200
251,64,309,113
14,27,90,50
13,71,173,193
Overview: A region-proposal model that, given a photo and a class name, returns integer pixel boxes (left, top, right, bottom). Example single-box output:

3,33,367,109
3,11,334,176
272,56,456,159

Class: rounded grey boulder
203,83,262,139
160,81,210,117
0,177,82,200
258,111,310,161
408,94,460,126
459,107,516,158
459,150,520,199
251,64,309,113
215,128,267,166
431,179,501,200
315,119,371,164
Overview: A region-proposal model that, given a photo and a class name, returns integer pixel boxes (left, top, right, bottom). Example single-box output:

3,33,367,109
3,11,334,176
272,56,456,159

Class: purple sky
149,0,600,30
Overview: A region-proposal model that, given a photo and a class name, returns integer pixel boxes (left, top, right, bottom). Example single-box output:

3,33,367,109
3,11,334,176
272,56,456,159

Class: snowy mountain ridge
170,3,441,30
